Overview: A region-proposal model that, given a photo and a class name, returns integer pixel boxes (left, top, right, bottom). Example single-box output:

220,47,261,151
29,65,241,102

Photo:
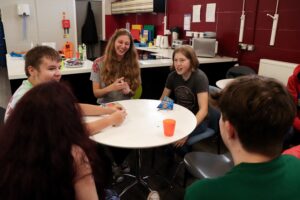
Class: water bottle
78,44,83,60
61,58,65,70
126,22,130,31
82,43,87,60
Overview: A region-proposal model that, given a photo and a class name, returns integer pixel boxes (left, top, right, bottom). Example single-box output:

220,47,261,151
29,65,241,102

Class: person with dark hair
160,45,208,155
286,64,300,147
90,28,141,182
185,75,300,200
4,45,126,134
0,81,106,199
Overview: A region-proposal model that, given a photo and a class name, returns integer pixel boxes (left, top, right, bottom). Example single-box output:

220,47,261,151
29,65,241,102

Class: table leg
119,149,153,197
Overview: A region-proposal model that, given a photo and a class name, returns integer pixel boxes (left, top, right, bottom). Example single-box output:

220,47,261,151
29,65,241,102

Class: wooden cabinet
111,0,165,14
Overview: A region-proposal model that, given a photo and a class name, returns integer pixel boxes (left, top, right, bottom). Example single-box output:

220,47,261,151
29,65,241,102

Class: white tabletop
6,54,93,80
216,78,234,89
88,99,197,149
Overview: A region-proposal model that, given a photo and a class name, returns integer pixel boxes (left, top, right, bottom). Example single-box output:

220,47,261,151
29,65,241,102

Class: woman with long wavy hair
90,28,141,104
90,28,141,182
0,81,106,200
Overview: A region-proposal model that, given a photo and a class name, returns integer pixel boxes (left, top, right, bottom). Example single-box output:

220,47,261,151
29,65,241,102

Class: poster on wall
192,5,201,23
184,14,191,30
206,3,216,22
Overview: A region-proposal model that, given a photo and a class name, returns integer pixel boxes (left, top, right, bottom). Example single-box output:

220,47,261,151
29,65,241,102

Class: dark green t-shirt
185,155,300,200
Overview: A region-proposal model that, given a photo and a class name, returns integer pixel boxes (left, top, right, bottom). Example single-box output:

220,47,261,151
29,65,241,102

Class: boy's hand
109,110,127,126
106,102,125,112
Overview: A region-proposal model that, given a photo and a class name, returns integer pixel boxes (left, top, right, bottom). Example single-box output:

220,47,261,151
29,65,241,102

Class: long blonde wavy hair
100,28,141,92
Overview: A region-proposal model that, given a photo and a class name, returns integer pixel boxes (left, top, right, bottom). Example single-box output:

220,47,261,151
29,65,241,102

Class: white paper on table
184,14,191,30
192,5,201,23
206,3,216,22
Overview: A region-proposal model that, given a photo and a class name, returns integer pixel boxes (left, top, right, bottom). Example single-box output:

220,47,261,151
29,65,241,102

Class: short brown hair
172,45,199,71
213,75,296,156
25,46,61,77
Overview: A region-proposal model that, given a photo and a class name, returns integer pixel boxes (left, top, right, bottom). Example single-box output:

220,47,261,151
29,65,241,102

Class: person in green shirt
185,75,300,200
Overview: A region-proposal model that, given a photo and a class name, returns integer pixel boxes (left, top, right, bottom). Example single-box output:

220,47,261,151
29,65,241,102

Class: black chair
181,85,234,184
170,86,222,185
226,65,256,78
184,151,234,180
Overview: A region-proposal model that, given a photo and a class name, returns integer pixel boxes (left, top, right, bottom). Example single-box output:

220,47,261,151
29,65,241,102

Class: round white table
86,99,197,196
88,99,197,148
216,78,234,89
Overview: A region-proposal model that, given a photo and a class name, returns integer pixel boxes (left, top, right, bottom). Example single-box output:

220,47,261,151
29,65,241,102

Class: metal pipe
238,0,246,42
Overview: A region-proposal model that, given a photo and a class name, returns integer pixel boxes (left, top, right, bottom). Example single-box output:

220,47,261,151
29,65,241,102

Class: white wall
0,0,77,52
258,59,298,85
104,0,113,15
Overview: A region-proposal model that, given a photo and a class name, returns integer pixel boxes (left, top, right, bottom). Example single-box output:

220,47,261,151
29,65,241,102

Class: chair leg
183,165,188,187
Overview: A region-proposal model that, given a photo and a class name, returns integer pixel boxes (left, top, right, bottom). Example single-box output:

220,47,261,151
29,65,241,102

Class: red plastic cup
163,119,176,137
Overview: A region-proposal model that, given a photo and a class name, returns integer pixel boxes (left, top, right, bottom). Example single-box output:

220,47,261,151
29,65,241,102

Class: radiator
258,59,298,85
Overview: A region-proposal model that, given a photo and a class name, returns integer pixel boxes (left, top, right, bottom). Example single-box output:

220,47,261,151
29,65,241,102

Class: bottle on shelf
78,44,83,60
82,43,87,61
126,22,130,31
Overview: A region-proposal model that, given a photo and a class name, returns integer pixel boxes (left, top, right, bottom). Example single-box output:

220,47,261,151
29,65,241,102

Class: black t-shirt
165,69,208,114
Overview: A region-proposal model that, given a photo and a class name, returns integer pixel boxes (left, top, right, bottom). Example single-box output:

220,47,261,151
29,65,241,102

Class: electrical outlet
239,43,247,50
247,44,255,51
238,43,255,52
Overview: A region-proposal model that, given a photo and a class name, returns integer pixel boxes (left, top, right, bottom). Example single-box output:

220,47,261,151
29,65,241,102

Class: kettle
156,35,162,47
160,35,169,49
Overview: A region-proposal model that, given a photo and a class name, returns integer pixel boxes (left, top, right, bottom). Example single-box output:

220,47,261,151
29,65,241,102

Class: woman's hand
109,77,127,92
121,81,132,95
